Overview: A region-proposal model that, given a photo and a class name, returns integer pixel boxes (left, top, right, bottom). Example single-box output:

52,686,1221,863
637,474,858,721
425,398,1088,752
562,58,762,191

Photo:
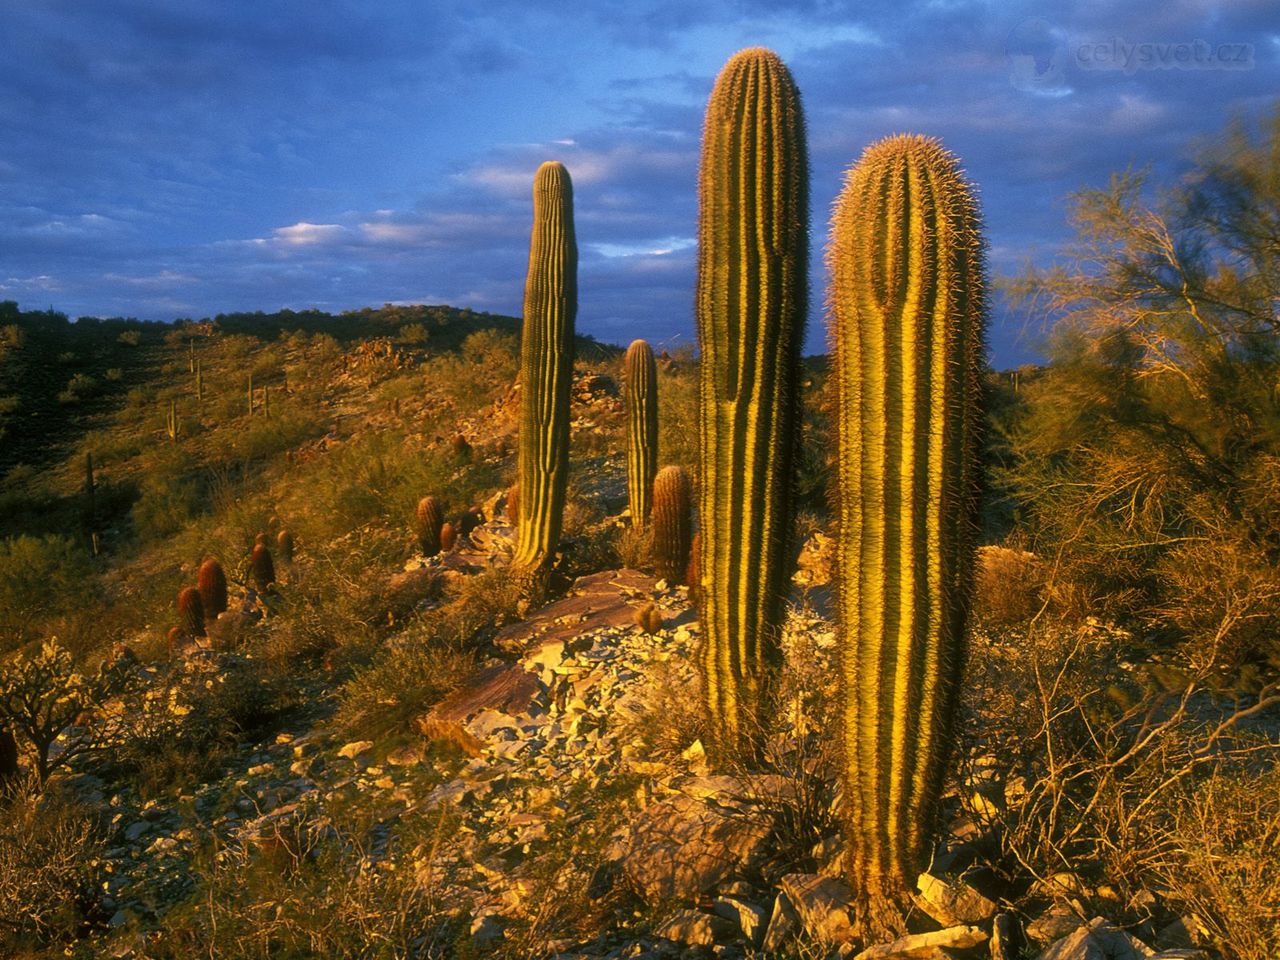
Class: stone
990,912,1022,960
779,873,857,945
1034,918,1155,960
713,896,767,948
337,740,374,760
620,792,771,903
470,912,505,946
915,871,998,925
1028,902,1089,944
853,925,988,960
123,821,150,842
655,909,734,947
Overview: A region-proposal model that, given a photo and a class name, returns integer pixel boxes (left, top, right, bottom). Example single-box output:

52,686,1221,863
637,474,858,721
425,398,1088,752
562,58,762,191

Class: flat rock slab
492,569,659,654
621,790,772,904
854,925,988,960
780,873,857,945
421,663,543,727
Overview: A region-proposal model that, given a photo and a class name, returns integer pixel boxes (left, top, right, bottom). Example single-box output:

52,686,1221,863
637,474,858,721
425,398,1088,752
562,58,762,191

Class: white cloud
271,222,346,246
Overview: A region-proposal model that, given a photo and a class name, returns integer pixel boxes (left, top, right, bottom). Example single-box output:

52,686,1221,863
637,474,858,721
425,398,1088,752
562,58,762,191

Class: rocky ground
50,516,1221,959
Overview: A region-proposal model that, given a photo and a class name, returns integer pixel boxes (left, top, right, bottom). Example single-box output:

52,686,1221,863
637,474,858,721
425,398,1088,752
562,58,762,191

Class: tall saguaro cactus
513,161,577,596
624,339,658,526
828,134,985,927
696,48,808,751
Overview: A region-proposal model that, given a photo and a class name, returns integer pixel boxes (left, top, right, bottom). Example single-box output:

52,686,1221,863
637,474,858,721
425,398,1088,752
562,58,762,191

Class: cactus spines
696,48,808,751
198,557,228,619
250,543,276,594
686,531,701,609
277,529,294,564
651,465,692,584
439,522,458,552
513,161,577,596
624,339,659,527
828,134,985,922
506,484,519,525
415,496,444,556
177,586,205,638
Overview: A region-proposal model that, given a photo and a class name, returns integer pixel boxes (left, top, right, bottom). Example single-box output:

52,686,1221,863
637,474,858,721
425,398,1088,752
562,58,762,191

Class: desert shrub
131,470,203,539
615,523,652,572
0,777,105,947
335,569,519,737
396,321,428,345
116,329,141,346
963,619,1280,947
0,535,88,652
973,543,1044,627
1161,764,1280,960
0,638,136,783
56,372,99,404
233,408,326,462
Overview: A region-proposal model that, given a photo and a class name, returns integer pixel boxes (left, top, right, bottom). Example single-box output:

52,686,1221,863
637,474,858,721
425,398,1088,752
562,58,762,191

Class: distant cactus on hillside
651,465,692,584
624,339,658,527
178,586,205,638
440,522,458,552
513,161,577,597
696,48,808,752
415,496,444,556
250,544,276,594
277,528,294,564
198,557,228,618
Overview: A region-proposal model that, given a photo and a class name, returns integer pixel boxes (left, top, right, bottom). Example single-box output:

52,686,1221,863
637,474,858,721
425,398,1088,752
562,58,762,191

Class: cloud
270,222,347,246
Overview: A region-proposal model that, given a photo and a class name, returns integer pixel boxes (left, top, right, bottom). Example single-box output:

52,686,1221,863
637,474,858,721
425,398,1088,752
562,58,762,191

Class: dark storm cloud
0,0,1275,364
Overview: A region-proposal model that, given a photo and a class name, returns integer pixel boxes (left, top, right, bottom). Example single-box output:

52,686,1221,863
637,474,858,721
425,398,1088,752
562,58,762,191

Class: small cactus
513,161,576,596
440,522,458,552
251,543,276,594
166,625,183,654
624,339,659,527
277,529,294,564
198,557,228,618
415,496,444,556
451,434,472,458
458,507,483,540
254,532,268,548
177,586,205,638
634,603,664,635
651,465,692,584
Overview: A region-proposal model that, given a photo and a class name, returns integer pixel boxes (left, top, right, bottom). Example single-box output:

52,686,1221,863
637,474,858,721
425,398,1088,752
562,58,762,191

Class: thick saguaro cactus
696,48,808,750
624,339,658,526
651,465,692,584
828,134,985,926
513,161,577,596
198,557,228,618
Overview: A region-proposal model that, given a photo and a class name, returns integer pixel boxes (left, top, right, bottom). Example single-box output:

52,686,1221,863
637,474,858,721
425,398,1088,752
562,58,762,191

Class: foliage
0,535,88,653
1001,108,1280,680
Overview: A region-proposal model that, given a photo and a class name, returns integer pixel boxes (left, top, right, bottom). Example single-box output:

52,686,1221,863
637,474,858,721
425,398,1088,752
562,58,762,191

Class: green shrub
131,471,202,539
0,535,87,652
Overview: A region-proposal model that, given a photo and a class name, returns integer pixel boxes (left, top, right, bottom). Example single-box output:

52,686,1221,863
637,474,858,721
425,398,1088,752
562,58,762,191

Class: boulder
915,871,998,925
654,909,735,947
779,873,857,945
1034,918,1154,960
853,925,988,960
620,791,772,903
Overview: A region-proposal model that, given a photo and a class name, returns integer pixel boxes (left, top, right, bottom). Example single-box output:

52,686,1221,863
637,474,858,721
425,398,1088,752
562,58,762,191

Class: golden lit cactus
624,339,658,527
828,134,985,925
696,48,808,750
277,528,294,564
513,161,577,596
177,586,205,638
651,465,692,584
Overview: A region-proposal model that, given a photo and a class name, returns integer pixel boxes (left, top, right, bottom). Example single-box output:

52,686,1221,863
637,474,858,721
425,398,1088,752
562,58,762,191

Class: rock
470,912,505,946
779,873,857,945
915,871,998,925
587,859,620,900
853,925,988,959
337,740,374,760
1149,953,1211,960
1034,918,1155,960
713,896,767,948
655,909,735,947
1153,917,1205,951
1028,902,1088,944
620,791,771,903
123,821,151,842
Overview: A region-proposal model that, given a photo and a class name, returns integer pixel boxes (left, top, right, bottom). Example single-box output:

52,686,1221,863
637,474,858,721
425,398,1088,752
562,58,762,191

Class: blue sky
1,1,1276,365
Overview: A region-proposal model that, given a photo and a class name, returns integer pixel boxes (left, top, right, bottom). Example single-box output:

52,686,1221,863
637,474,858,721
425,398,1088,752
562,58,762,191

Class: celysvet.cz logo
1077,37,1254,73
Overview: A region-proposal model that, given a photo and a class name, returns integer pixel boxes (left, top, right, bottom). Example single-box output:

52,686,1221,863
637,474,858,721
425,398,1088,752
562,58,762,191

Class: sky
0,1,1276,366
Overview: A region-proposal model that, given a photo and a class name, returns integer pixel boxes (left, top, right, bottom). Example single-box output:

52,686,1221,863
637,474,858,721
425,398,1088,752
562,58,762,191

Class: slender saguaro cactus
247,374,254,418
828,134,985,927
624,339,658,526
195,359,203,402
651,465,692,584
696,48,808,751
83,452,95,532
513,161,577,596
166,399,178,441
198,557,228,618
